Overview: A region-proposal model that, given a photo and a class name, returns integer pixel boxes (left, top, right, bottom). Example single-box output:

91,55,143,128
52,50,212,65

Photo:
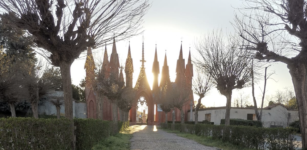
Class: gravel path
130,125,217,150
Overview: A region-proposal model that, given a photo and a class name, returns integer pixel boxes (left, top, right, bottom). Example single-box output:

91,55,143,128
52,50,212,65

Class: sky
70,0,294,108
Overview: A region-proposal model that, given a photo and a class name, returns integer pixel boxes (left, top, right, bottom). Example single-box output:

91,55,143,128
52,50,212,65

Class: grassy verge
91,127,132,150
161,128,255,150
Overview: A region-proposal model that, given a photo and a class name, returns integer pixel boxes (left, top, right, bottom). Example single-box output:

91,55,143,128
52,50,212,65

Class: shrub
0,118,72,150
74,119,129,150
74,119,112,150
162,123,297,150
220,119,262,127
289,121,300,133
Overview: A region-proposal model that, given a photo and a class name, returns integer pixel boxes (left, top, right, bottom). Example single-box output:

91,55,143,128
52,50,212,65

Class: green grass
91,128,132,150
161,128,256,150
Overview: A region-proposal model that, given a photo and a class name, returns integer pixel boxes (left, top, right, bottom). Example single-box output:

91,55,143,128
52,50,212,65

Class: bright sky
70,0,294,108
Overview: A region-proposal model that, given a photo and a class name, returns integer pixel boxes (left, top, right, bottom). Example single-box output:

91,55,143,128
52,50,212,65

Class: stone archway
130,90,155,125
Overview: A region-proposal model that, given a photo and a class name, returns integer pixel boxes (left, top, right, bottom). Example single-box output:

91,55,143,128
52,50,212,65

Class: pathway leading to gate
130,125,217,150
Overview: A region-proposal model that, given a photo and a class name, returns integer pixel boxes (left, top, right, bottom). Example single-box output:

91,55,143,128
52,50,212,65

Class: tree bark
112,100,118,133
195,97,202,124
260,67,268,121
56,106,61,119
289,62,307,149
224,92,232,126
59,61,73,119
97,94,103,120
119,108,123,121
9,103,16,117
180,108,184,124
165,112,168,124
251,59,260,121
172,109,175,124
32,101,38,119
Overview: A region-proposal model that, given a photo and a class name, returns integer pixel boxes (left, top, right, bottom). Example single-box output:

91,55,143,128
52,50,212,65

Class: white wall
38,90,86,118
188,105,299,128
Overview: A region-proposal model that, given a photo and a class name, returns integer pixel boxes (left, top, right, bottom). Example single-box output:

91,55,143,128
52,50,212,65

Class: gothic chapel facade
85,39,194,125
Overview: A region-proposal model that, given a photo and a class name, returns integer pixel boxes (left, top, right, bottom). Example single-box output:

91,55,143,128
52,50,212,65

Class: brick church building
84,38,194,125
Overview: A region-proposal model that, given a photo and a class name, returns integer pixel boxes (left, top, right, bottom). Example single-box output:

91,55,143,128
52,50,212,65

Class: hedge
166,120,214,125
0,118,130,150
0,118,72,150
220,119,262,127
74,119,129,150
161,123,297,150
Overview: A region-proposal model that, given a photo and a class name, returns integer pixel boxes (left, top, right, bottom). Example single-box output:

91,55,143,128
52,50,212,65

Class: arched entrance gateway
85,39,194,124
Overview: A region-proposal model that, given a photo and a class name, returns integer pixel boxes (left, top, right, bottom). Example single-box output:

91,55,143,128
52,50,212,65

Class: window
205,113,211,122
247,114,256,120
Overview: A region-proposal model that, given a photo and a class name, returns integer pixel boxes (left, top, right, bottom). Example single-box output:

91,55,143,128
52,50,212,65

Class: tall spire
179,41,183,59
101,45,110,78
160,51,170,88
140,41,146,68
163,52,168,66
84,47,96,97
152,44,160,91
110,38,120,79
125,42,134,88
185,50,193,78
176,42,185,86
152,44,159,74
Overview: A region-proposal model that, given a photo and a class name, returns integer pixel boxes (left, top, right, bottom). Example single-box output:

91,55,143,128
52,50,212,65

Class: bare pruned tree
193,71,212,124
94,70,125,133
234,0,307,147
167,84,190,124
0,0,148,120
157,84,173,124
251,63,274,121
195,31,253,126
118,87,137,121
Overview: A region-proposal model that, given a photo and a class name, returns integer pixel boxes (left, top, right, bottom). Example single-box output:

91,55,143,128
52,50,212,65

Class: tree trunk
289,62,307,149
251,59,260,121
224,92,232,126
259,67,268,121
32,101,38,119
172,109,176,124
56,106,61,119
97,94,103,120
165,112,168,124
9,103,16,117
111,100,118,133
180,108,184,124
59,61,75,150
59,61,73,119
119,108,123,121
195,97,202,124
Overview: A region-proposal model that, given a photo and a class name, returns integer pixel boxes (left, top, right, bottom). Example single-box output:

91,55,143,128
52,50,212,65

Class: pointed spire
140,41,146,68
179,41,183,59
152,44,159,74
110,38,120,79
128,42,132,58
188,50,191,64
160,51,170,88
176,42,185,85
125,42,134,74
163,52,168,66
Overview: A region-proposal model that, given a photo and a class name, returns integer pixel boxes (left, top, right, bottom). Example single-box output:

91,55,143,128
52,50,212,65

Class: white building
188,104,299,128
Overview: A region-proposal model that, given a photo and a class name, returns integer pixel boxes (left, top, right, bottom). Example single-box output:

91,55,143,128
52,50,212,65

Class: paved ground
130,125,217,150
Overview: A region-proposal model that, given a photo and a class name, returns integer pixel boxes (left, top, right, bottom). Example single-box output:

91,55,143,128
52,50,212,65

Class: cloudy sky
71,0,294,108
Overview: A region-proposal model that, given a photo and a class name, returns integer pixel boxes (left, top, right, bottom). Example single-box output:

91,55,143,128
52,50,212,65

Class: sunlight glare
153,125,158,132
